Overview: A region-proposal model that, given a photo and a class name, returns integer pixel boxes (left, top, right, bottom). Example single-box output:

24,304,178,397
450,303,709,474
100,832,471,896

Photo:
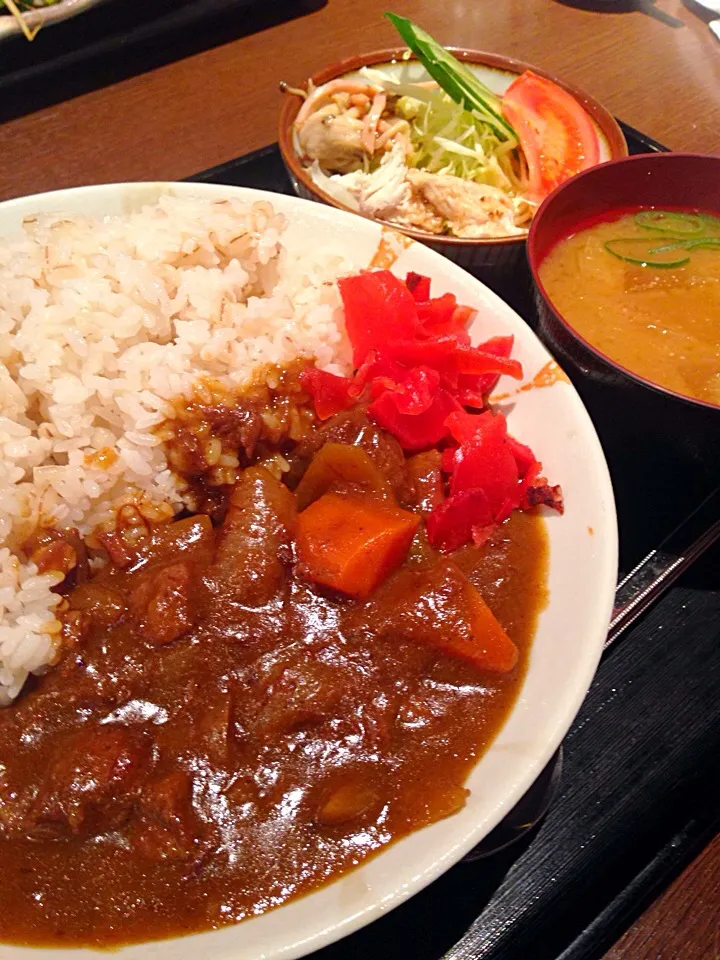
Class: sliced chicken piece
389,192,446,235
361,92,387,154
407,170,519,239
297,103,365,174
335,142,412,219
294,78,379,128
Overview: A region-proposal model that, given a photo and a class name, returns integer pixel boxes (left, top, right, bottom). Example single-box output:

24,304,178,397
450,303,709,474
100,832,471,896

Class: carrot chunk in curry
0,365,549,949
296,491,421,598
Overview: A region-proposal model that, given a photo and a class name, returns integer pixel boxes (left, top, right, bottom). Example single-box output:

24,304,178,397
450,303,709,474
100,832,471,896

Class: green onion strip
603,210,720,268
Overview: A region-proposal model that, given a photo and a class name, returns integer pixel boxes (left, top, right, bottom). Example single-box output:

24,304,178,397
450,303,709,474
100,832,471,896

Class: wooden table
1,0,720,201
0,0,718,956
602,832,720,960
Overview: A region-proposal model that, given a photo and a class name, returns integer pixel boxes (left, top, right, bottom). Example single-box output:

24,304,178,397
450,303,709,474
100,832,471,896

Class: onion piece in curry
0,269,560,947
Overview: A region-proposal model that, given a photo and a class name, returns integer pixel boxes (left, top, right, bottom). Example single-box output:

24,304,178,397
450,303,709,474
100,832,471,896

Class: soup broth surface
539,209,720,405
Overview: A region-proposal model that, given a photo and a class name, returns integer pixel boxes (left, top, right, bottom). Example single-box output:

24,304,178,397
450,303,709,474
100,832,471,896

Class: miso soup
539,209,720,405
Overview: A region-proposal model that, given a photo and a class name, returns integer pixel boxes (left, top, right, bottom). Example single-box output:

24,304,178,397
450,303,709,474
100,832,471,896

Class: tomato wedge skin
502,70,600,202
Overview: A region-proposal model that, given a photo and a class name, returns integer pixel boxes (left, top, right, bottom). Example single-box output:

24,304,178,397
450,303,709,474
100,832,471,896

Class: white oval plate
0,182,618,960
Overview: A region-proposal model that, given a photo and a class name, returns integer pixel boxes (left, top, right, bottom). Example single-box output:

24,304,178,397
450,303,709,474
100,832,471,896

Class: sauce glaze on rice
0,195,353,703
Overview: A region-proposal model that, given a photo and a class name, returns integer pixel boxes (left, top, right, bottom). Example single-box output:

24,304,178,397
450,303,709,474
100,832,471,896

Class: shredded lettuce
359,66,523,193
386,12,517,143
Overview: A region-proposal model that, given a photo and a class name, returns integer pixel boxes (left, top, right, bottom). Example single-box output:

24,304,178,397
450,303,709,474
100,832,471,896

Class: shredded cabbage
358,66,525,195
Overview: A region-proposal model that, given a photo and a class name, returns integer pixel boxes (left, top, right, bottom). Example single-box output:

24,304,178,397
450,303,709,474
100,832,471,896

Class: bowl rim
0,180,619,960
277,45,629,248
527,151,720,415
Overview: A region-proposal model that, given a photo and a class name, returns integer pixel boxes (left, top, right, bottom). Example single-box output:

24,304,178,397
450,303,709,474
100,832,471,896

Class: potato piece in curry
0,392,547,948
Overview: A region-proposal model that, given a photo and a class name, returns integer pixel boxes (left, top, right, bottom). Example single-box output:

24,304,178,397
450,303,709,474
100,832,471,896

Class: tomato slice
502,71,600,201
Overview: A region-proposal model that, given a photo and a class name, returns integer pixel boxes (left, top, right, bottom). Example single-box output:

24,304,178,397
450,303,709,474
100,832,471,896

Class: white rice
0,194,354,704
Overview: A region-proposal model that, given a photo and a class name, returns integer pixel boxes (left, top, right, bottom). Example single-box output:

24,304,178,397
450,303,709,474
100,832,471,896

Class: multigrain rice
0,194,354,703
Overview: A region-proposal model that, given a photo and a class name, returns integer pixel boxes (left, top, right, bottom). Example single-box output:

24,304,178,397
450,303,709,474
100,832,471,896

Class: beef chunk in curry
0,406,547,948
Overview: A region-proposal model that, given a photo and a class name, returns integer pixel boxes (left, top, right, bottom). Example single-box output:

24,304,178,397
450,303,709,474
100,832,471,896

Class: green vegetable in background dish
285,13,604,237
603,238,692,268
385,12,518,145
633,210,706,235
604,210,720,267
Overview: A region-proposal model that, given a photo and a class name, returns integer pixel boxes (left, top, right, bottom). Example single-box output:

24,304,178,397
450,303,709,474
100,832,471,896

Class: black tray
0,0,325,122
191,123,718,577
190,124,720,960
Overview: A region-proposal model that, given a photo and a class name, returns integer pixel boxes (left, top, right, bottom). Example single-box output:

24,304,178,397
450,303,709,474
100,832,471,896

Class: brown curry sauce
0,383,548,948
